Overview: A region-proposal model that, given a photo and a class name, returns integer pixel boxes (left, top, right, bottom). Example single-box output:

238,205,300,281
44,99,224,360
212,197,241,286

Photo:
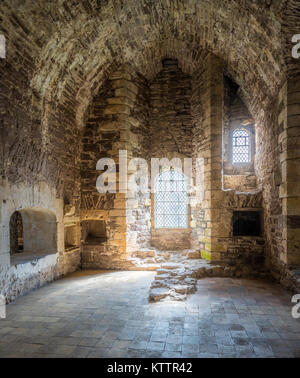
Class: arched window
155,169,187,228
232,129,250,163
9,211,23,255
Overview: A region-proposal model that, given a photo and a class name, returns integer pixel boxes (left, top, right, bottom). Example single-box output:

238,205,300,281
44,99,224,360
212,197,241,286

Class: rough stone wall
150,228,191,251
80,78,117,211
80,74,126,268
0,3,87,301
125,70,151,254
80,66,151,267
191,53,225,260
149,59,192,158
249,91,281,282
190,56,209,253
223,175,257,193
0,254,58,303
282,78,300,267
264,76,300,289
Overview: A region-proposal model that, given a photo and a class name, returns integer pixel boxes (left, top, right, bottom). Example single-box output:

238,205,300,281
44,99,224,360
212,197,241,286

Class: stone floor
0,270,300,358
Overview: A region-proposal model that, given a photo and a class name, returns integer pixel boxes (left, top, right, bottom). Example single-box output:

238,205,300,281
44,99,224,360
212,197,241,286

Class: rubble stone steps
148,253,269,302
128,247,272,302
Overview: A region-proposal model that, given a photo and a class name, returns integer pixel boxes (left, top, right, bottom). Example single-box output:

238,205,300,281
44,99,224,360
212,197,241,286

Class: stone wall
191,53,225,260
264,76,300,289
150,229,191,251
223,175,257,193
149,59,192,158
80,66,151,268
125,69,151,254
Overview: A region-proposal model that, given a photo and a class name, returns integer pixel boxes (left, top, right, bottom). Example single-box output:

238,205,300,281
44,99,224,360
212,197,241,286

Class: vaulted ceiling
1,0,299,128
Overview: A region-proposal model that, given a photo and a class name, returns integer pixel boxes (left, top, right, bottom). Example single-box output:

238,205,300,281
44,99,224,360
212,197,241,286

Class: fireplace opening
233,211,261,236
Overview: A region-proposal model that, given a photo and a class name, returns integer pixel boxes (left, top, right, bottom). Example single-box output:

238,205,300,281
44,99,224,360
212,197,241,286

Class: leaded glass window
232,129,250,163
155,169,187,228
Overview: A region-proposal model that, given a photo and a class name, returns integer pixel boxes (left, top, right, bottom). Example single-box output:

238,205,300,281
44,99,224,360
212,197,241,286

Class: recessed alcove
83,220,107,244
9,208,57,265
233,211,261,237
64,225,79,251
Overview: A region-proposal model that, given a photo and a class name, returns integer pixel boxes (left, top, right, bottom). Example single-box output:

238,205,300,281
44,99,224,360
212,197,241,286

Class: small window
155,169,187,228
232,129,250,163
9,211,23,255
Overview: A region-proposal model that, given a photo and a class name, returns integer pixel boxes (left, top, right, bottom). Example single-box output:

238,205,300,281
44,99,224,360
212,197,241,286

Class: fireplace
233,211,261,236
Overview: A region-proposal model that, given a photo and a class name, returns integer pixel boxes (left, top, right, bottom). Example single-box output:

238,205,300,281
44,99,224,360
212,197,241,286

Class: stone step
161,262,181,270
149,287,170,302
155,274,170,280
172,284,196,295
156,268,170,275
168,290,187,301
151,280,169,288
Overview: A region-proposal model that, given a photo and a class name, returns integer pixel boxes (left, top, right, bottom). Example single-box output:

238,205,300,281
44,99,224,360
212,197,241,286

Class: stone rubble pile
129,248,271,302
149,258,235,302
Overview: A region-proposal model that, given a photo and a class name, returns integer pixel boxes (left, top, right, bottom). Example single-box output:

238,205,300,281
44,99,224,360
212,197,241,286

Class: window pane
232,129,250,163
155,170,187,229
178,215,187,228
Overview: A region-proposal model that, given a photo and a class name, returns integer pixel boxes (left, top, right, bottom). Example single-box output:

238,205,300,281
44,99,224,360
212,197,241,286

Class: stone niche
233,210,261,237
83,220,107,243
9,208,57,264
64,225,80,251
81,220,108,268
227,207,265,271
222,76,257,192
148,58,193,252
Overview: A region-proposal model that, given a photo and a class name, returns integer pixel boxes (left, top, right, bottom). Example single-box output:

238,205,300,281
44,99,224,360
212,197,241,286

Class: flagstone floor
0,270,300,358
